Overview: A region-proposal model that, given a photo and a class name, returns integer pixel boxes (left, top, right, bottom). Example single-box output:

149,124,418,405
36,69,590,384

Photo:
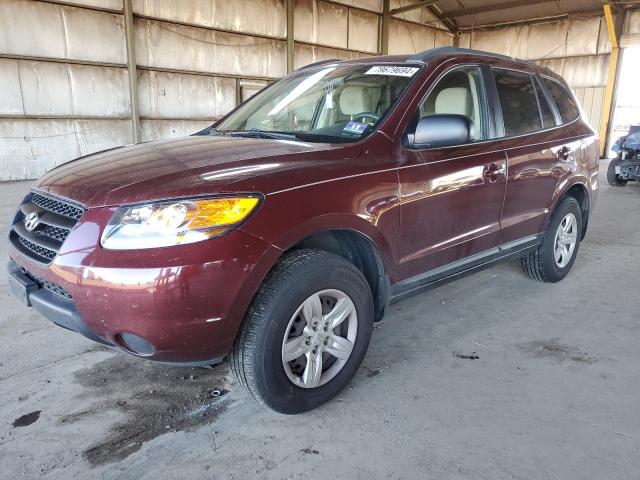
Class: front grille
31,192,84,220
18,236,56,262
9,191,86,264
24,269,73,301
40,224,69,242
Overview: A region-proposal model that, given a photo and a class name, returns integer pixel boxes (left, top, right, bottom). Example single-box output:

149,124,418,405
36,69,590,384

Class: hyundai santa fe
7,47,598,413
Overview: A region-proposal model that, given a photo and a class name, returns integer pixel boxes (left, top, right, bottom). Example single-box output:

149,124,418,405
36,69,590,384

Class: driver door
398,65,507,280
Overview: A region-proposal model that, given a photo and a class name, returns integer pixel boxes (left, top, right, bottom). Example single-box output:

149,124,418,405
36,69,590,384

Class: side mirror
409,114,472,148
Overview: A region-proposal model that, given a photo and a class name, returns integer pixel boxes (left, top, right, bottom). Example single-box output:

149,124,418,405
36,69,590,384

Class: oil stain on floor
519,339,598,364
61,354,231,466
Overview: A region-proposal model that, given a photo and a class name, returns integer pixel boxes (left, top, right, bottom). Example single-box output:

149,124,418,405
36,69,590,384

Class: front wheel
231,249,374,414
521,196,582,283
607,159,628,186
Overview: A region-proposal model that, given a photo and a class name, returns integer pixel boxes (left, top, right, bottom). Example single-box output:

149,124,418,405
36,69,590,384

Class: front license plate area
8,270,38,307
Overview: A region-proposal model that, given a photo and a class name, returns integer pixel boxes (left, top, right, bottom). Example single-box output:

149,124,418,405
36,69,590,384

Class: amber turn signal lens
187,197,260,230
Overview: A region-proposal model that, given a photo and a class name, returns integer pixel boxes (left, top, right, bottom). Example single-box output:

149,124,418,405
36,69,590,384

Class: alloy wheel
281,289,358,388
553,212,578,268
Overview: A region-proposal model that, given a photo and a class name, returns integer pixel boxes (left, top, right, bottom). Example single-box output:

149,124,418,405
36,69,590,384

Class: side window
541,77,580,123
533,78,556,129
493,69,542,136
418,66,486,142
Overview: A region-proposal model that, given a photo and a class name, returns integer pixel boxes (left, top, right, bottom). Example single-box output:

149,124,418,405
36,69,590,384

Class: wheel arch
222,214,396,352
253,212,397,321
552,181,590,240
285,228,391,321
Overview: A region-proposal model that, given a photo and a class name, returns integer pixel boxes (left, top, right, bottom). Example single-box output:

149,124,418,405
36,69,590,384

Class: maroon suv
8,47,598,413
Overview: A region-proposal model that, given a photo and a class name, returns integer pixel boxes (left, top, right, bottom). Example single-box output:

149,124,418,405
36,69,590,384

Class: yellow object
188,197,260,230
599,4,620,158
604,4,618,49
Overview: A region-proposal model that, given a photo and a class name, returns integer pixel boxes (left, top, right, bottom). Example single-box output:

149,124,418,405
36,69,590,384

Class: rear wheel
607,159,628,186
521,196,582,283
231,249,373,413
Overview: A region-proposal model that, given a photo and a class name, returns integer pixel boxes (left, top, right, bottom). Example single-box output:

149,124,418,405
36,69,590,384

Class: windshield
215,64,421,143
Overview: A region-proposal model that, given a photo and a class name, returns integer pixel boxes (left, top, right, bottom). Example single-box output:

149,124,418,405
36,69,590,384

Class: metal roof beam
441,0,558,20
389,0,440,16
428,4,458,34
457,9,603,31
388,1,458,34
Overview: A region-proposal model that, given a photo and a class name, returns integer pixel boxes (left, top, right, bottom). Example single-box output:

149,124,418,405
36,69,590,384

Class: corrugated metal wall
0,0,132,180
459,15,613,133
0,0,452,180
621,9,640,47
389,0,454,53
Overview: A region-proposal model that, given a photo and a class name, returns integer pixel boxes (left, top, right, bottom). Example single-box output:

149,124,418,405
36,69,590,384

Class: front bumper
8,261,111,346
616,160,640,181
8,217,281,364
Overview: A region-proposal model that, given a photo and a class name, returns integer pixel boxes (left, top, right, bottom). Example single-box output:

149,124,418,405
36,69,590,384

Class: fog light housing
117,332,156,356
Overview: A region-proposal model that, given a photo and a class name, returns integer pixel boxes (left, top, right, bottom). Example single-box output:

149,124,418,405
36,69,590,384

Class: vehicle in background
609,126,640,186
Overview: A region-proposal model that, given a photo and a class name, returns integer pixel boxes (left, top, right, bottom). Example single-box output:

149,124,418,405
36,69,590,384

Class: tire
231,249,374,414
607,159,628,186
521,196,582,283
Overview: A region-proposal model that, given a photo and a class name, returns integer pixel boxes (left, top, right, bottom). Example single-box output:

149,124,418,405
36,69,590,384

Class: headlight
101,196,261,250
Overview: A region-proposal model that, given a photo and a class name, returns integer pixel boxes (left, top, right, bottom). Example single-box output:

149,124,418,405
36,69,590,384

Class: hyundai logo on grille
24,212,40,232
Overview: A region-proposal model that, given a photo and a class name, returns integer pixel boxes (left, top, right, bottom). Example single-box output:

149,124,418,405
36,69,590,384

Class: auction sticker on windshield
343,121,369,135
365,66,419,77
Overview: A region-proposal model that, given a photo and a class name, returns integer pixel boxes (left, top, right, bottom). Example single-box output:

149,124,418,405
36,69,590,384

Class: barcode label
365,66,420,77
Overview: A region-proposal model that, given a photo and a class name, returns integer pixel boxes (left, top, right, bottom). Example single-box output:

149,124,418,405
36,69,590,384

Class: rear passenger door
491,69,581,244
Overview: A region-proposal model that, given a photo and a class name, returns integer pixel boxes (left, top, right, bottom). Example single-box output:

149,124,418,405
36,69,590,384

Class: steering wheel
352,112,381,124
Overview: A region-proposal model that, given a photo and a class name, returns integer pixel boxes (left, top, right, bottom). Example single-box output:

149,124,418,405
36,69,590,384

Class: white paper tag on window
365,66,419,77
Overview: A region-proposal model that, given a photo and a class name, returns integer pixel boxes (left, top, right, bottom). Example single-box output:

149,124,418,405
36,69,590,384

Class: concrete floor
1,161,639,479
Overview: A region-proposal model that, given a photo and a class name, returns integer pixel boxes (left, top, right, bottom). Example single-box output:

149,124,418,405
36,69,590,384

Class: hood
34,135,361,207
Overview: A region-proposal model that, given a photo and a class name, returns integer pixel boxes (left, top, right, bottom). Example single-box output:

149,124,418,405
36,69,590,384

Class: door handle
483,162,505,182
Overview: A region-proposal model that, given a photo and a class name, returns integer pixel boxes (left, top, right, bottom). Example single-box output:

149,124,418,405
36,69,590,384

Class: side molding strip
390,235,541,303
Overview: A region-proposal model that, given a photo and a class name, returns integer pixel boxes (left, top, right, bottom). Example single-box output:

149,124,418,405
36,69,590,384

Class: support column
599,4,622,158
380,0,390,55
287,0,295,73
124,0,141,143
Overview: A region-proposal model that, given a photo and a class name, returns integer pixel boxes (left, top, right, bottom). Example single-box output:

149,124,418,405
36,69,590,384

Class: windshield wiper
193,125,222,136
224,129,299,141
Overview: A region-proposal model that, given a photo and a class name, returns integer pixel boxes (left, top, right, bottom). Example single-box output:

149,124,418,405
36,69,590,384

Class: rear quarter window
533,79,556,129
541,77,580,123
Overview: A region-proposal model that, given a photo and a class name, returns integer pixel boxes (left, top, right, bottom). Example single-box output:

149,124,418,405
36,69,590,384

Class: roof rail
407,46,516,63
406,46,549,72
295,58,340,71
